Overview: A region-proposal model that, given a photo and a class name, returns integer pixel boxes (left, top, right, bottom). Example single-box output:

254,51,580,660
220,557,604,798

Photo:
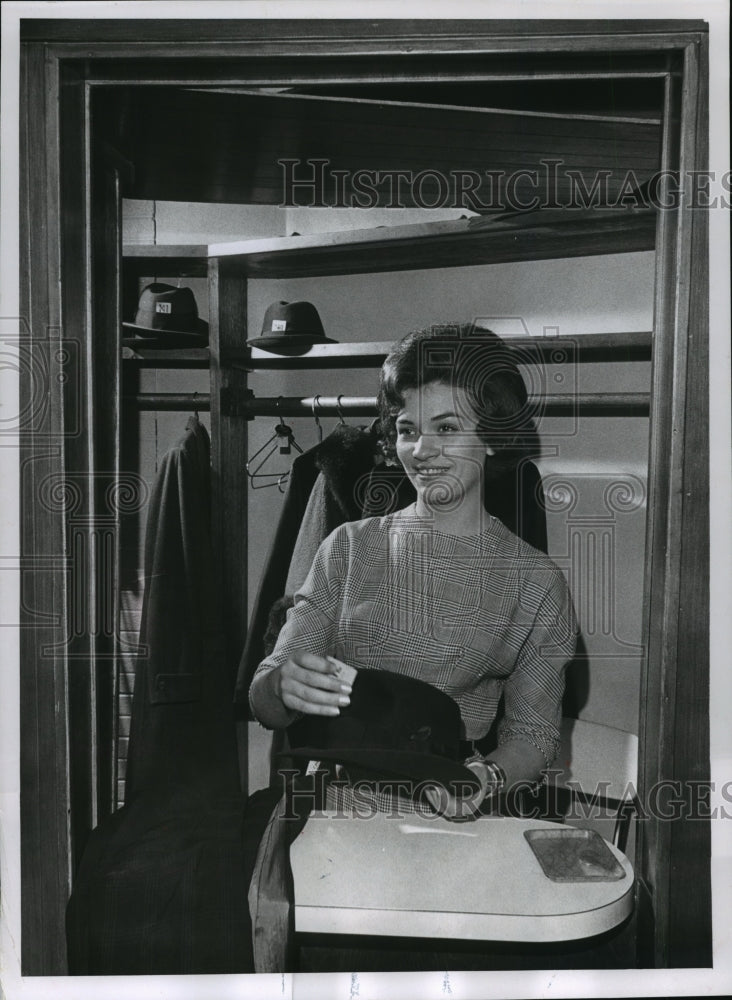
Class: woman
249,325,578,818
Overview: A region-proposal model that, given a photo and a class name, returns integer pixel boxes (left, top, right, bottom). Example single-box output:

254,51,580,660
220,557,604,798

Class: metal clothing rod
126,391,651,416
238,393,651,418
245,395,377,417
126,393,211,411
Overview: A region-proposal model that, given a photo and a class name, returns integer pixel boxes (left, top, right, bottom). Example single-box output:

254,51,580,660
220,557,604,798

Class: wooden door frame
18,17,709,975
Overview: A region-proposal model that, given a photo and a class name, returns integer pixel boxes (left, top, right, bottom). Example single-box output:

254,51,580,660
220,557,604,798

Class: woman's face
395,381,492,511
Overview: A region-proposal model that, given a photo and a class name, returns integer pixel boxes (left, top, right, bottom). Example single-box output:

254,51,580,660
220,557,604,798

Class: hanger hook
276,396,285,424
311,394,323,442
246,408,303,487
193,391,199,420
336,394,346,426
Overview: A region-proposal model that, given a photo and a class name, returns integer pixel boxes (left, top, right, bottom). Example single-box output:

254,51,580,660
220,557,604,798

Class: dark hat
248,300,336,354
123,283,208,347
284,669,481,797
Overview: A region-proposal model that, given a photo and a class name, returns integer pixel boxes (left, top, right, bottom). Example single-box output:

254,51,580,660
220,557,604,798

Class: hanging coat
125,415,240,799
285,424,380,593
235,423,379,707
66,417,255,975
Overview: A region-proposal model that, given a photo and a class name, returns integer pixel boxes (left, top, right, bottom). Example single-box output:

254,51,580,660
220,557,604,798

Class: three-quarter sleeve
497,570,578,768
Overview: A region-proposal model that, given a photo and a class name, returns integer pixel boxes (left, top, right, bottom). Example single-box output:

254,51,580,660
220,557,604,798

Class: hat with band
248,300,336,354
123,283,208,346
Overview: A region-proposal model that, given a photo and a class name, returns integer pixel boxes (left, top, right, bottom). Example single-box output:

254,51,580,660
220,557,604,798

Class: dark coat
66,417,260,975
126,415,239,800
235,424,379,708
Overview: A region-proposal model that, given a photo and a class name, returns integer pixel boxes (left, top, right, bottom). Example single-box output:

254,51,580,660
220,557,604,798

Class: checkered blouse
250,505,578,782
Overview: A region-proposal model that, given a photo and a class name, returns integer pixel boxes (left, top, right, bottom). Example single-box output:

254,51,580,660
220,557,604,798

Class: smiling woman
249,325,578,818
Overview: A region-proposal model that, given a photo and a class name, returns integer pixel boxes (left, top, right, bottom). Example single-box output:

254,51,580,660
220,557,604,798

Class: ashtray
524,828,626,882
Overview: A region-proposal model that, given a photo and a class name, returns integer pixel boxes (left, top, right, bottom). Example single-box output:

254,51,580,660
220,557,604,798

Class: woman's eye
438,423,459,433
396,427,415,438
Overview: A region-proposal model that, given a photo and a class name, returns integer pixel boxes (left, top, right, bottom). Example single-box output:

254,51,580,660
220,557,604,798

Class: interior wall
122,200,653,799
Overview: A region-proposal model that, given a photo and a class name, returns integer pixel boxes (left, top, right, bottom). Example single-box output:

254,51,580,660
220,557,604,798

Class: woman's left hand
424,761,490,822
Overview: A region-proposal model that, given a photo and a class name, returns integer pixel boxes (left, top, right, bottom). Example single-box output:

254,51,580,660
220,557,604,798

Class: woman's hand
275,650,352,716
424,760,490,822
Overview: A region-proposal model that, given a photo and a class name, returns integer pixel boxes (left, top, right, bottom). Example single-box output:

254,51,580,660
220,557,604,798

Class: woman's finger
291,650,338,674
281,692,342,716
281,675,350,708
286,660,349,693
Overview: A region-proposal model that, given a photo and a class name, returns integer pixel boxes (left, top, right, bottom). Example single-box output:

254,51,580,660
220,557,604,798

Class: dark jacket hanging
125,414,240,799
66,417,257,975
235,423,379,708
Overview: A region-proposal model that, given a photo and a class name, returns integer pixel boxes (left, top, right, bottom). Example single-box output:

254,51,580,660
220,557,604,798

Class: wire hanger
336,394,347,426
312,394,323,443
245,398,303,492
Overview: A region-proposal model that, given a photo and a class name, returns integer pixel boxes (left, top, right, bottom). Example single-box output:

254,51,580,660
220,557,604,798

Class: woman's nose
412,433,440,459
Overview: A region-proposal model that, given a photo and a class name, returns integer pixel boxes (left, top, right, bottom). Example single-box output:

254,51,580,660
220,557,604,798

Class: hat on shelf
248,300,337,354
283,668,481,798
123,282,209,347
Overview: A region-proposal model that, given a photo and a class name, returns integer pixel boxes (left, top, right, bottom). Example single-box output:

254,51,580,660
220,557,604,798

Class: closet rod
126,392,651,416
237,393,651,417
126,393,211,411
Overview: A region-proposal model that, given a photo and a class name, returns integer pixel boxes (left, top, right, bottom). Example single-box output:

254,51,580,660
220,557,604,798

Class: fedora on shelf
248,300,337,355
123,283,209,348
283,668,482,799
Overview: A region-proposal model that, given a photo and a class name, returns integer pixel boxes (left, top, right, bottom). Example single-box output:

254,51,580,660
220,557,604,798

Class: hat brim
122,320,209,348
247,335,338,355
123,317,208,338
279,747,481,796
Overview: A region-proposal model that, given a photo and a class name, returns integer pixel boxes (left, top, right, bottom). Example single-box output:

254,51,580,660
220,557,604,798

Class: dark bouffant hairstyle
377,324,537,474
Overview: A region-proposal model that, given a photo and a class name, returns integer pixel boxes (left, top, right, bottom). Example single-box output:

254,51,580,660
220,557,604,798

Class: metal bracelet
482,759,507,796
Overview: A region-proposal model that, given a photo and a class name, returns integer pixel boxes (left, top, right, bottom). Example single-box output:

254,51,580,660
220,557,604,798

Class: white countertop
291,811,634,943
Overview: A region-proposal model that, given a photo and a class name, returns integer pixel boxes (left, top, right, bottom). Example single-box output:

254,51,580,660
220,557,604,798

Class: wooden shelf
232,331,652,370
122,346,210,368
118,332,651,373
216,211,656,277
122,245,209,278
123,208,656,280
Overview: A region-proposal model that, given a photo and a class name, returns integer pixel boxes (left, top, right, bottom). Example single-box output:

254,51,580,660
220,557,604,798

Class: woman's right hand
275,650,352,715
